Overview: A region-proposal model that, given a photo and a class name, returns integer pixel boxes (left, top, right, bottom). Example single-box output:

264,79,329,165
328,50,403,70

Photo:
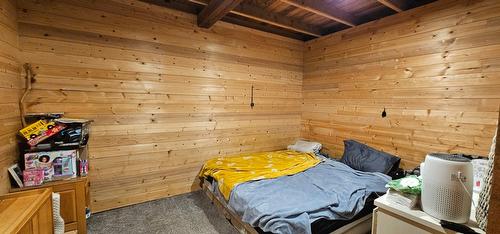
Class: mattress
206,177,380,234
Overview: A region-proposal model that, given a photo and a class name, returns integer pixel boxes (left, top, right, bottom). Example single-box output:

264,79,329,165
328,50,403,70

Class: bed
199,140,400,234
202,176,380,234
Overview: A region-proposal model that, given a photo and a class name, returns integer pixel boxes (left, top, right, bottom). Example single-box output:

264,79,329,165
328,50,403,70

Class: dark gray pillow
340,140,400,174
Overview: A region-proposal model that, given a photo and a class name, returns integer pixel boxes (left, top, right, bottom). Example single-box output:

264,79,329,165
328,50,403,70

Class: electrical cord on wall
250,85,255,109
19,63,34,127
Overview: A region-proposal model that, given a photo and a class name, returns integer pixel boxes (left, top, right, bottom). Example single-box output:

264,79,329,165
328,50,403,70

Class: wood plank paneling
303,0,500,169
0,0,22,195
10,0,498,215
16,0,303,212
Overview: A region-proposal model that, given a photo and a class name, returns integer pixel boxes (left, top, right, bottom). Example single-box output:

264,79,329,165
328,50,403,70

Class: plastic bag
386,175,422,195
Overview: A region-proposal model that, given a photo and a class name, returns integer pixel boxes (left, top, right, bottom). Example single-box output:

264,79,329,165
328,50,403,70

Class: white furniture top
374,194,485,234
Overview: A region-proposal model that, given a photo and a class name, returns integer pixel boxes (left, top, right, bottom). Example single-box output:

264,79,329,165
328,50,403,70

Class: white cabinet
372,195,484,234
373,208,433,234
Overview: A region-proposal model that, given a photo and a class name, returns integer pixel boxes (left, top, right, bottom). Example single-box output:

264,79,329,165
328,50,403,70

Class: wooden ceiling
143,0,436,41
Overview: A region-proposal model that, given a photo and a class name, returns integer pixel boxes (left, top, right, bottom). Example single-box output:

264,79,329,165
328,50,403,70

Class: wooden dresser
12,178,89,234
0,188,53,234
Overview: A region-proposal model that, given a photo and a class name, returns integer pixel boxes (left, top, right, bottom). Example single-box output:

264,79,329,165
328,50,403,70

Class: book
24,150,77,182
386,188,420,208
8,164,23,188
23,169,44,187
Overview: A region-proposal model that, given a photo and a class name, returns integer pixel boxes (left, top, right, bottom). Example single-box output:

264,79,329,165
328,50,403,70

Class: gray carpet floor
87,191,239,234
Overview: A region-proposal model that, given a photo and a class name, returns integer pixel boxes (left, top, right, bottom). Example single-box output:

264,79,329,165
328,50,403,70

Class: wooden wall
16,0,303,211
0,0,22,195
303,0,500,169
11,0,500,213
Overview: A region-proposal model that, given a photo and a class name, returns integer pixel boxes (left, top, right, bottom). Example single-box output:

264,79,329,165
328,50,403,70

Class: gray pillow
340,140,400,174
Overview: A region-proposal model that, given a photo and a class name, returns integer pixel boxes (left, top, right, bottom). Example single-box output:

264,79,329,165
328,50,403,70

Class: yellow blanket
199,150,321,200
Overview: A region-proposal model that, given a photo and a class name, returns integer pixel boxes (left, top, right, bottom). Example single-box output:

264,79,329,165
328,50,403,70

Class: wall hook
381,107,387,118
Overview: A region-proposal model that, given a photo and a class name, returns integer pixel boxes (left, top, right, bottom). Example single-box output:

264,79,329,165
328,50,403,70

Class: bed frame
202,180,258,234
201,180,373,234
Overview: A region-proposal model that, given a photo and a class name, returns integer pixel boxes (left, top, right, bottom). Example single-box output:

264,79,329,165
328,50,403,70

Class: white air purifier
421,153,473,223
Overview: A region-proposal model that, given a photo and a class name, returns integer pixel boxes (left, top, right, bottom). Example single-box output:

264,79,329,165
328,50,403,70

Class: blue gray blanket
227,159,390,234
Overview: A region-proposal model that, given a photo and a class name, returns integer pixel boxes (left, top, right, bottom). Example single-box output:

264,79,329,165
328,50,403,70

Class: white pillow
287,140,322,153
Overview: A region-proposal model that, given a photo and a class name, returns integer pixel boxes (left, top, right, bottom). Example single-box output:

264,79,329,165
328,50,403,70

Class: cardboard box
24,150,77,182
23,169,44,187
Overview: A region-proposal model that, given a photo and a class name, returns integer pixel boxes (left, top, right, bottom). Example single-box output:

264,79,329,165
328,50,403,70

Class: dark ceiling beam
141,0,201,14
190,0,322,37
197,0,243,28
222,16,312,41
233,2,322,37
377,0,407,12
278,0,358,27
